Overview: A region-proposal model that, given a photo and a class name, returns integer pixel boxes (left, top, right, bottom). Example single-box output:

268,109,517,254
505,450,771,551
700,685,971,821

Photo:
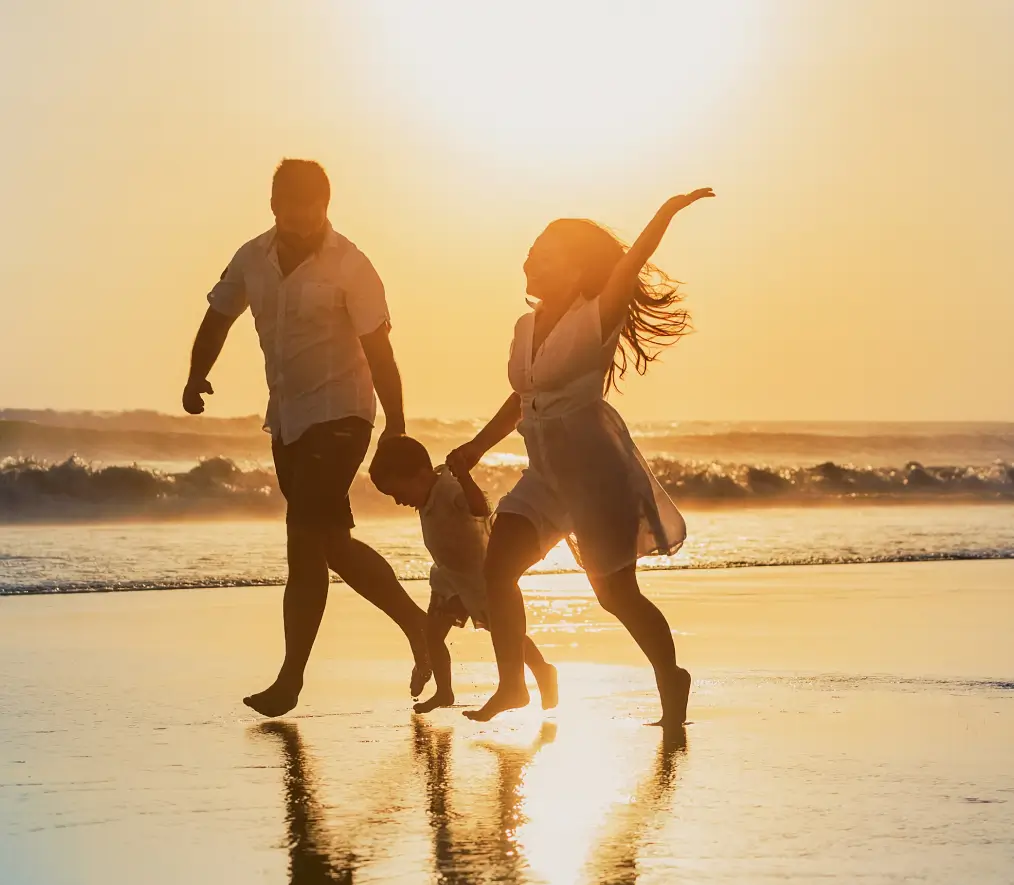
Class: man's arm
183,308,237,415
360,324,405,440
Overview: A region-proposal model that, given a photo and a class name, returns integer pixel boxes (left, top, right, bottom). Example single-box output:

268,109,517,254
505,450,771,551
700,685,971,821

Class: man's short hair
370,435,433,483
272,159,330,203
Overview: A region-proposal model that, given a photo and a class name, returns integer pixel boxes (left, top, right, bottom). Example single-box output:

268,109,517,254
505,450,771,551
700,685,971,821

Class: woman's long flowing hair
543,218,691,393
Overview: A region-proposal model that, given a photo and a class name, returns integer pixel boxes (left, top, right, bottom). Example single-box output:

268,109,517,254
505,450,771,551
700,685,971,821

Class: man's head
369,435,435,509
271,159,330,248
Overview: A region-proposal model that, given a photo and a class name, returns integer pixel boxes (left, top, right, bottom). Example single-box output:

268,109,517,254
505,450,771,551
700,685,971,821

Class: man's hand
182,378,214,415
378,419,406,446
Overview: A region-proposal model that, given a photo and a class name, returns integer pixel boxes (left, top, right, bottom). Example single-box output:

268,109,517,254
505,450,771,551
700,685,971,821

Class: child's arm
598,188,715,332
450,465,491,519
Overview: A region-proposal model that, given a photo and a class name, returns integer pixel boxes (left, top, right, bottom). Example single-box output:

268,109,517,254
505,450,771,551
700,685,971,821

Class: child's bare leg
415,612,456,714
522,635,558,711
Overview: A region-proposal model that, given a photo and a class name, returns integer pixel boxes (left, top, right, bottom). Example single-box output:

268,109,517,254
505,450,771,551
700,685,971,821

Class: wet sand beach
2,561,1013,883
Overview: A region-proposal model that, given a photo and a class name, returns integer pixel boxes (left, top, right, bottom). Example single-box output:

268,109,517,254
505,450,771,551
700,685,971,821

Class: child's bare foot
243,679,300,718
413,689,455,714
410,661,433,698
463,684,530,722
409,634,433,698
534,663,558,711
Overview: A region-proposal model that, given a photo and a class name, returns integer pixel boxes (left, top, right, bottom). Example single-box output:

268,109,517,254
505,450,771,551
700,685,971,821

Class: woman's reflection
585,726,688,884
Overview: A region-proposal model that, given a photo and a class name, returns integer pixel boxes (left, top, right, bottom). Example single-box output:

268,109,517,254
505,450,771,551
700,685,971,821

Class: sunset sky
1,0,1012,422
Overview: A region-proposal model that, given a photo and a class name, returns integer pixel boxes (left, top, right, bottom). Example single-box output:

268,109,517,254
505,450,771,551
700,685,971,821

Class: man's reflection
255,722,357,884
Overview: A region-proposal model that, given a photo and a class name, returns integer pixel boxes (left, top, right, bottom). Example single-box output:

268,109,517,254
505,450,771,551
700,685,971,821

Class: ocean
1,413,1012,596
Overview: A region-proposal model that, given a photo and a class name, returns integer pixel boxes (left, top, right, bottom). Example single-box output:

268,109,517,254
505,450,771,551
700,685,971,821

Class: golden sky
1,0,1012,421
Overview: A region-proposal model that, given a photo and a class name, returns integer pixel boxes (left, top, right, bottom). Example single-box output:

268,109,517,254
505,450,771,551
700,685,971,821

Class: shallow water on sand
3,504,1014,595
2,562,1013,883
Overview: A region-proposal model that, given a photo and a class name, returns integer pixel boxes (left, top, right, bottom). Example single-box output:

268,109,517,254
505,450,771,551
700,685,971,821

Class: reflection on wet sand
255,718,686,884
255,722,358,884
412,716,558,884
585,728,687,884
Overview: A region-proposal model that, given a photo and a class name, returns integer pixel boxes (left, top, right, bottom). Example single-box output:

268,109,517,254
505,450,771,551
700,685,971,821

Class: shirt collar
420,465,449,517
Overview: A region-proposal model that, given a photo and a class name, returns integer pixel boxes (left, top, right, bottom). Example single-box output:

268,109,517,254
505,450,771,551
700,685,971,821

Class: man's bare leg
327,530,432,696
244,524,329,717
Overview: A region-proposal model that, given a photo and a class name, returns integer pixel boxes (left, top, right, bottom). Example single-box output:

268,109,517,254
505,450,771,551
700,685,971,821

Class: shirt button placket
275,278,288,439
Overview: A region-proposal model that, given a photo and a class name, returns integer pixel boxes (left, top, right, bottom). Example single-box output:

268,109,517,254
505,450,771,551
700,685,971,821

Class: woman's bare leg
463,514,542,722
588,566,690,726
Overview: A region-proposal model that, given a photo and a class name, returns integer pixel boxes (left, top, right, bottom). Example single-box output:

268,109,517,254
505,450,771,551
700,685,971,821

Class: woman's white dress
495,294,686,577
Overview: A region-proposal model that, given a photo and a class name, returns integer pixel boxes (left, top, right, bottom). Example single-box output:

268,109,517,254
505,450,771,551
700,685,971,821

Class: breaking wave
1,455,1013,523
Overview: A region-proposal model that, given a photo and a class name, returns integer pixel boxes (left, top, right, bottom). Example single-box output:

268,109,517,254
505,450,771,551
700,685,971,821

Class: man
183,159,430,717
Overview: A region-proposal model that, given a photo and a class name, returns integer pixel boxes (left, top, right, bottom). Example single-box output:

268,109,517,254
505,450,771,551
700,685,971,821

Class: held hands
378,418,406,446
446,440,484,479
182,378,214,415
667,188,715,213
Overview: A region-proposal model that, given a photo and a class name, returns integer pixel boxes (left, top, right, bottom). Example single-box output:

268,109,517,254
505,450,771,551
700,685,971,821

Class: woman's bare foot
413,689,455,714
243,679,301,718
534,663,559,711
463,684,531,722
647,666,691,727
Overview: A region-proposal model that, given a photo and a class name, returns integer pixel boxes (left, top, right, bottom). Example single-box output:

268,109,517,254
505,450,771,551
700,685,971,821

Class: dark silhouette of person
183,159,430,717
446,189,714,727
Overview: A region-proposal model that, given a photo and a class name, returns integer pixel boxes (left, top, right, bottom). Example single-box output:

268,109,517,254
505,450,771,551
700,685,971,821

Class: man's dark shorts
271,418,372,529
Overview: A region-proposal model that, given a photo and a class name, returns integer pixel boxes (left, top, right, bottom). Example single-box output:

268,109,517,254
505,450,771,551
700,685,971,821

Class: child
370,435,558,714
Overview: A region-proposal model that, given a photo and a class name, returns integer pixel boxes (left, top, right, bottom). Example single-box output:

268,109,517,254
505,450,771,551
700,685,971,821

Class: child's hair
369,434,432,484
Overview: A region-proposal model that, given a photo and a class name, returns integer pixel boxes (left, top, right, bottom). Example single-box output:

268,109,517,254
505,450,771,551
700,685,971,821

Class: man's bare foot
647,666,691,727
534,663,559,711
413,689,455,714
463,684,530,722
243,680,300,718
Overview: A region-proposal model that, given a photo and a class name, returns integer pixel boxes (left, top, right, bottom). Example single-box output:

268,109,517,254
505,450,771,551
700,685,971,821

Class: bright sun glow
363,1,762,173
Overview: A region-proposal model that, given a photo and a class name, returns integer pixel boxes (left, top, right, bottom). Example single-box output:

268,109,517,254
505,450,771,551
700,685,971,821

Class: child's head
369,435,435,509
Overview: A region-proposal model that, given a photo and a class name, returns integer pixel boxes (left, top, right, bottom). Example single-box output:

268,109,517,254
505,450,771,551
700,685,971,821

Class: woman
447,188,714,727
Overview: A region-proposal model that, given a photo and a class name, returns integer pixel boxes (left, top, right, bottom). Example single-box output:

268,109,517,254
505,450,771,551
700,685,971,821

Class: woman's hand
667,188,715,214
447,440,485,476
